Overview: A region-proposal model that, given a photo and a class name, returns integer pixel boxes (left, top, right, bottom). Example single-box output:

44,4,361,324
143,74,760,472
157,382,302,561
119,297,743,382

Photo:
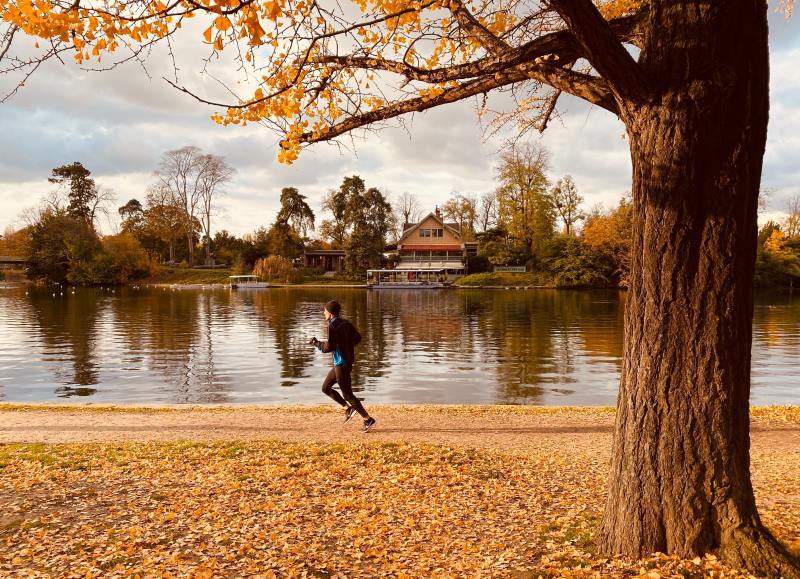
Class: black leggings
321,364,369,419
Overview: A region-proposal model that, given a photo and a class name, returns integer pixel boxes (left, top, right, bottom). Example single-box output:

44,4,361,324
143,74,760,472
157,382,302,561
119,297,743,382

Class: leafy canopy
1,0,647,162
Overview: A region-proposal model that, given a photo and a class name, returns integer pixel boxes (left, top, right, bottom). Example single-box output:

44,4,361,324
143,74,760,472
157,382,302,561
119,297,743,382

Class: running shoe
344,406,358,423
361,417,376,433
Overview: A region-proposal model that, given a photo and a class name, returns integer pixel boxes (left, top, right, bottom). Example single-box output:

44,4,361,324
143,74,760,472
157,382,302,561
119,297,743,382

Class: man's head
324,300,341,321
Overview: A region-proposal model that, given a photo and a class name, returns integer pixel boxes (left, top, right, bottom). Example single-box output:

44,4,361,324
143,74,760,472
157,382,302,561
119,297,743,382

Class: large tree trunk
599,1,799,576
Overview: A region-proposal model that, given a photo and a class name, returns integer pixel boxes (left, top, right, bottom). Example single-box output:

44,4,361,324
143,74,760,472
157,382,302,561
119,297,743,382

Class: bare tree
18,191,67,228
157,146,204,266
40,191,65,214
197,154,235,265
395,191,422,238
478,192,498,233
549,175,585,236
90,186,117,234
784,195,800,238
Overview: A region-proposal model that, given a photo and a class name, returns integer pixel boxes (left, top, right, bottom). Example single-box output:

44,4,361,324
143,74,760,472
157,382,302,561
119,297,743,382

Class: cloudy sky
1,10,798,237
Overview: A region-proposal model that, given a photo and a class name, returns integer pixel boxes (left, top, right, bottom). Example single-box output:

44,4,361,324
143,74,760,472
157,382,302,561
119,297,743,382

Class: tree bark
600,1,799,576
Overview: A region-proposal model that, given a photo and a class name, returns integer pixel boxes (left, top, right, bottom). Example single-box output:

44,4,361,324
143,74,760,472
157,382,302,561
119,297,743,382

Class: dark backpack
352,324,362,346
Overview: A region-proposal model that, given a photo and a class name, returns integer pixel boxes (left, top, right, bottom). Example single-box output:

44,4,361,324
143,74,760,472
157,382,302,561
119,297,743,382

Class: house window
432,229,443,237
420,229,431,237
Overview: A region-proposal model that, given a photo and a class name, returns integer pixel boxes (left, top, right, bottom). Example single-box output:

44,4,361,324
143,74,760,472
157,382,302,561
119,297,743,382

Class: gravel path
2,404,798,455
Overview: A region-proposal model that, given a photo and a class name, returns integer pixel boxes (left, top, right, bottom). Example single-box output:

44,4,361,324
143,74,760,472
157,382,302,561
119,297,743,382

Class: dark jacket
318,317,361,366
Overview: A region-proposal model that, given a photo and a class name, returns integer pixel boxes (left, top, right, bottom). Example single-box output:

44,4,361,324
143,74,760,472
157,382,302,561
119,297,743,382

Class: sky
0,10,798,237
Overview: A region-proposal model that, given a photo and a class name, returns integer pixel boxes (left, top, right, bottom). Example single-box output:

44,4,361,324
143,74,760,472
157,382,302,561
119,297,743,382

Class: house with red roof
394,207,478,279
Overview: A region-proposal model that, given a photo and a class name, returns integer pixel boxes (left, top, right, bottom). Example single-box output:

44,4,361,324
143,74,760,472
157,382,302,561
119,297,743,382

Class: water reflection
0,286,797,405
27,288,101,395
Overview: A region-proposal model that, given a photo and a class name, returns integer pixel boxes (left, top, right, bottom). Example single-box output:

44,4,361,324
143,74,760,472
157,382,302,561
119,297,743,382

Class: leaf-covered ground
0,405,798,577
1,433,798,577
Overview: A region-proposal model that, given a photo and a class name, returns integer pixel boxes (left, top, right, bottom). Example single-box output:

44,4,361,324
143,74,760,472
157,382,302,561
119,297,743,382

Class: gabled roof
398,212,462,245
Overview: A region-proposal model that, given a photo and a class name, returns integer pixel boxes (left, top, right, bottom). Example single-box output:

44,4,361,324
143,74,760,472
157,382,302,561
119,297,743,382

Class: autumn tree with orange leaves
1,0,798,575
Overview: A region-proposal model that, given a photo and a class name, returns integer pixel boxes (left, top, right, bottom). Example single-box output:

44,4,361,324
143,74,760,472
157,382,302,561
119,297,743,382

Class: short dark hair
324,300,341,316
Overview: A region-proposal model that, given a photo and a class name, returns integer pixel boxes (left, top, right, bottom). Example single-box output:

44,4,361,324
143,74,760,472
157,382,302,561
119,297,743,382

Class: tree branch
301,58,617,145
538,89,561,132
0,25,18,61
312,12,643,88
449,0,510,57
520,61,616,112
549,0,648,105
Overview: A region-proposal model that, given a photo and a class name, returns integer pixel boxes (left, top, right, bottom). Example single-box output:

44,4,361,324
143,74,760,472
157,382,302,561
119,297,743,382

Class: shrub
544,236,612,288
253,255,302,283
102,232,153,283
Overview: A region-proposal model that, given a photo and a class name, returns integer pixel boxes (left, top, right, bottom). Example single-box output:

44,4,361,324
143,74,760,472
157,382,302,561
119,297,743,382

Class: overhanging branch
549,0,648,105
311,11,643,91
449,0,510,57
301,59,616,145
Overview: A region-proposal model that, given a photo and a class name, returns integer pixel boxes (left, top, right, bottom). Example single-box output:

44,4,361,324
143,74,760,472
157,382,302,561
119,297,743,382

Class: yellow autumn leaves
1,438,797,577
0,0,650,164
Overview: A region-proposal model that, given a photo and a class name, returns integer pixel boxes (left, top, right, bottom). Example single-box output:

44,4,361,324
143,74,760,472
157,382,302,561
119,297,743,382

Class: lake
0,285,797,405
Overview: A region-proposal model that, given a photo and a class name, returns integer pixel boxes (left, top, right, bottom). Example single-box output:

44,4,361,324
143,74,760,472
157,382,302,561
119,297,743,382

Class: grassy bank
455,271,554,287
141,266,234,285
141,266,365,286
3,439,796,578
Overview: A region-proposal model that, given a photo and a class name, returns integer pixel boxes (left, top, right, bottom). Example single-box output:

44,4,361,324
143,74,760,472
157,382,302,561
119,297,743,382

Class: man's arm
312,325,337,353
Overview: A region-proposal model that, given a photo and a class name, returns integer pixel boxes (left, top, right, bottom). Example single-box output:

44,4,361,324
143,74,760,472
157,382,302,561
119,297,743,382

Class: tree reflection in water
26,287,101,395
2,286,793,405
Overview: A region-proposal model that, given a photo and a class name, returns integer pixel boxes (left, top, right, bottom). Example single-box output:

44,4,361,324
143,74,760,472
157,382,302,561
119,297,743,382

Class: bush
543,236,613,288
457,272,500,286
103,232,153,283
253,255,302,283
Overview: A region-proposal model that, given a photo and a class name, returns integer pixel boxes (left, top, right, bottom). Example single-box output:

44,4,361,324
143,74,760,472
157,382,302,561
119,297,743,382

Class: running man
309,300,376,433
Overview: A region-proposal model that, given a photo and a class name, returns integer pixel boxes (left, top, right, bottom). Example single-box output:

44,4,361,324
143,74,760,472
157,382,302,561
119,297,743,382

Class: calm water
0,285,798,405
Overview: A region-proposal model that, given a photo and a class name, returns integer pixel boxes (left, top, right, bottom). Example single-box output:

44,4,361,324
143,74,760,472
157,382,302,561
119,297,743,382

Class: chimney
434,206,441,219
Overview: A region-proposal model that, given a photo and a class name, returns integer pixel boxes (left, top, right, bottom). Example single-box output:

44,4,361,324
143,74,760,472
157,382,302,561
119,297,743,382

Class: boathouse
394,208,478,279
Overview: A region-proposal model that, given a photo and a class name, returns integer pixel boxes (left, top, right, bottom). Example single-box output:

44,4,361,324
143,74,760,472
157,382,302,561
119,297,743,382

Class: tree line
0,146,233,285
2,143,798,288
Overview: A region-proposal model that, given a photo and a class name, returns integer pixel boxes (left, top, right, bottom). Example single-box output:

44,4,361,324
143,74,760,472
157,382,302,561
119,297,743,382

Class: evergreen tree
48,162,99,229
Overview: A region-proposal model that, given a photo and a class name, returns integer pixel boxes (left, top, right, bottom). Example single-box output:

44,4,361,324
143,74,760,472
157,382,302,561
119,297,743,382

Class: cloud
1,16,799,236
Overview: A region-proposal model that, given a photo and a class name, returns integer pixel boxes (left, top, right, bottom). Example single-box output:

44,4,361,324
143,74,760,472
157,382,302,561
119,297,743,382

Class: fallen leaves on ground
0,440,797,578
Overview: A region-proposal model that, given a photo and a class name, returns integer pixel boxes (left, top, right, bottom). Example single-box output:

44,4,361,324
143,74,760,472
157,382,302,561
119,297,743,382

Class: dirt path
2,404,798,455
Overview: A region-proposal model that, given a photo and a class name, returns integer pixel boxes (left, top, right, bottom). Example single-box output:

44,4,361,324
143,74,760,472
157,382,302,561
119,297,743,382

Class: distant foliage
581,197,633,287
319,176,395,275
549,175,585,236
102,233,154,283
754,223,800,288
27,208,87,284
253,255,300,282
442,193,478,241
544,236,612,288
494,143,556,266
25,204,152,286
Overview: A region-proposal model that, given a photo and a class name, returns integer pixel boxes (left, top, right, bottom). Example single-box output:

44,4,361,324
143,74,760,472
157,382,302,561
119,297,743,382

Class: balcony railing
398,256,464,262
